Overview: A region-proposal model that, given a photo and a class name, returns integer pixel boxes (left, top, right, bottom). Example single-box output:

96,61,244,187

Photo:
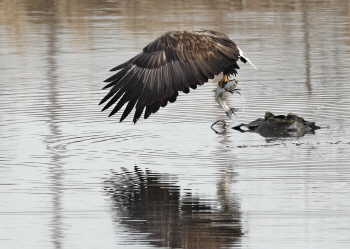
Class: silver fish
215,79,240,120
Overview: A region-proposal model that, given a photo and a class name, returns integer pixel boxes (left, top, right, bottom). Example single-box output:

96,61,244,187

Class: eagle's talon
218,74,230,88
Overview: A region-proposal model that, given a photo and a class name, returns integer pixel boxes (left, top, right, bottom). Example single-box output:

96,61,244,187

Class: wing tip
101,105,109,111
99,96,110,106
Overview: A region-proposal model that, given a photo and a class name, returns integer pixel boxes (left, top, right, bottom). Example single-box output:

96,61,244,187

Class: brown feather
100,30,249,123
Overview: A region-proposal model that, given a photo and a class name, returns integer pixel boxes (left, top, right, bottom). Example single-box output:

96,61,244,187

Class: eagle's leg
218,74,230,88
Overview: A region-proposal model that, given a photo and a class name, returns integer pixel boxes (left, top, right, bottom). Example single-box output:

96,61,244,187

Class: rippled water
1,0,350,248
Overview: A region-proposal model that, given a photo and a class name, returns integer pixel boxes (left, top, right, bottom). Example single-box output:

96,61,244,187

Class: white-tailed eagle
100,30,256,123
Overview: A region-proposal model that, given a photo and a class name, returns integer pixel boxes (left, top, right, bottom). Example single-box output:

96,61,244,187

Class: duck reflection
105,166,242,249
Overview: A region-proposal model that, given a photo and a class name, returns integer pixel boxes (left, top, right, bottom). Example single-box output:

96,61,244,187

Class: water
1,0,350,248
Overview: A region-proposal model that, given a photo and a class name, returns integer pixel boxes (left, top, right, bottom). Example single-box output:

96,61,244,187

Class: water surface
1,0,350,248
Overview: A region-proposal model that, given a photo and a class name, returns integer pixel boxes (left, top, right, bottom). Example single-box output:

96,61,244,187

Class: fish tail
225,108,239,120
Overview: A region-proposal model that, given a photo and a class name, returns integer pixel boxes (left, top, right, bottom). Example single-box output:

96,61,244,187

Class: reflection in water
302,1,312,93
105,167,242,249
44,4,64,248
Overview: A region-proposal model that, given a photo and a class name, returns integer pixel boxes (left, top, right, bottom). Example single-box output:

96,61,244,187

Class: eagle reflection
105,166,242,249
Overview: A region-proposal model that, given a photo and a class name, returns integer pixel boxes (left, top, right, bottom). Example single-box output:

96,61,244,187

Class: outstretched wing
100,30,244,123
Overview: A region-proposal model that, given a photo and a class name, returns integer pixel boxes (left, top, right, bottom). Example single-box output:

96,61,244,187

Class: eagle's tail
237,47,257,70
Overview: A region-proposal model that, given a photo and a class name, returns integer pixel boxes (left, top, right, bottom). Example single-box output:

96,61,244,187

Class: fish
215,79,240,120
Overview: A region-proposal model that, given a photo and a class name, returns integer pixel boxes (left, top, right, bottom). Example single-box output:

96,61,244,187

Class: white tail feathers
237,47,257,70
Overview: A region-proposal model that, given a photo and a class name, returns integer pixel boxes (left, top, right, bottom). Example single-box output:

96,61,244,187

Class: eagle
100,30,256,123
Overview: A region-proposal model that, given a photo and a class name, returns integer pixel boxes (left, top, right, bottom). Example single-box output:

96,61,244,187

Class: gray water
1,0,350,248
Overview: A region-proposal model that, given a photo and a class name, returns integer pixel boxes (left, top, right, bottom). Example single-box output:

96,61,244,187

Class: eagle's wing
100,30,245,123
